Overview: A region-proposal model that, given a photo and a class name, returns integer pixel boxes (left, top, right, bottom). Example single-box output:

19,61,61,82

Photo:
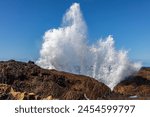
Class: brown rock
114,67,150,98
0,60,111,100
0,84,12,99
11,91,26,100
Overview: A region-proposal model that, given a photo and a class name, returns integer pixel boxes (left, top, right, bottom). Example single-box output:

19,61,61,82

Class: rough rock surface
113,67,150,99
0,60,111,100
1,60,150,100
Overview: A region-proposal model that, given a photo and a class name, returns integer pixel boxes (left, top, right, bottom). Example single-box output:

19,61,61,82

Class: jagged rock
0,84,12,99
0,60,111,100
113,67,150,98
2,60,150,100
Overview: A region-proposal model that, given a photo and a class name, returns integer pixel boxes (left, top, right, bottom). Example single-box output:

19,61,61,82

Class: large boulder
0,60,111,100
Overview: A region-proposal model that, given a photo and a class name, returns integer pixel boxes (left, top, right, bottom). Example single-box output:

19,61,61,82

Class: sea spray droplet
36,3,141,90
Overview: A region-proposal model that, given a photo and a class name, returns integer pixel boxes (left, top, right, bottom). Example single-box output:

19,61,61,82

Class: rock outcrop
0,60,111,100
1,60,150,100
113,67,150,99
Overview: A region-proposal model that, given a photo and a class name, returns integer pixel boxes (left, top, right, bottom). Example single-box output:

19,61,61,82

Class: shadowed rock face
113,67,150,99
0,60,111,100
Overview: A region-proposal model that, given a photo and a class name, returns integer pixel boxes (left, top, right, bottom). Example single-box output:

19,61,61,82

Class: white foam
36,3,141,90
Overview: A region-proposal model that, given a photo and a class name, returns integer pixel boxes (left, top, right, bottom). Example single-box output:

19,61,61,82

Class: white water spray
36,3,141,89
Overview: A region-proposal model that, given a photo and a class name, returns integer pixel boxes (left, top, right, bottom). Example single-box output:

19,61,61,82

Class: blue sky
0,0,150,66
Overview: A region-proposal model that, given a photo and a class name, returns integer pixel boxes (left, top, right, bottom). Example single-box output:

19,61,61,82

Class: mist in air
36,3,141,90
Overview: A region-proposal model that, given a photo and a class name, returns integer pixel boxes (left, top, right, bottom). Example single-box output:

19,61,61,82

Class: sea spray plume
37,3,87,72
36,3,141,90
89,36,141,89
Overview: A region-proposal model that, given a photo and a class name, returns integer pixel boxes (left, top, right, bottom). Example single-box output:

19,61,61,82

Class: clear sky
0,0,150,66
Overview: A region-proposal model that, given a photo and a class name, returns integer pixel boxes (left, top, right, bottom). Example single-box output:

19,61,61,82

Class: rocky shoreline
0,60,150,100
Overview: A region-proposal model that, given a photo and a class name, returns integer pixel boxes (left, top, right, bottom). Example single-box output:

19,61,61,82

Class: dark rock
113,67,150,97
61,91,86,100
0,84,13,100
28,61,35,64
0,60,111,100
56,77,67,87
